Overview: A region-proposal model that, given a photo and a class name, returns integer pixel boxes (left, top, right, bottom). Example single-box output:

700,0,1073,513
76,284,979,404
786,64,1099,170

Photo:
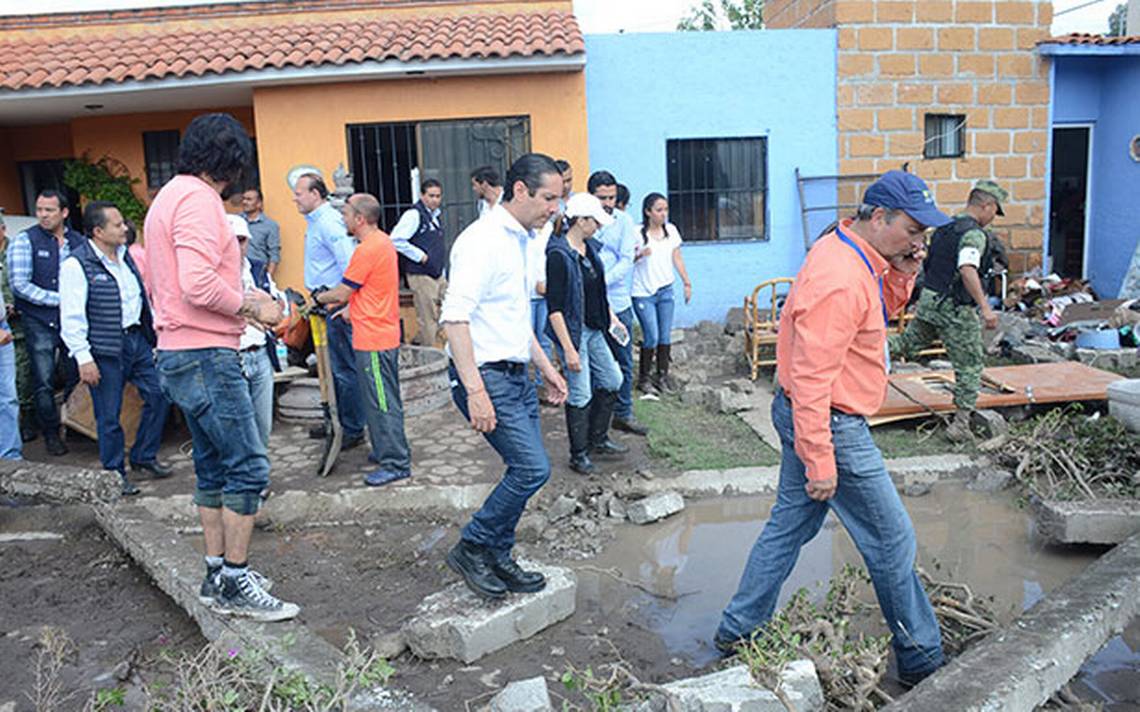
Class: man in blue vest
5,190,84,456
60,201,170,495
391,178,447,347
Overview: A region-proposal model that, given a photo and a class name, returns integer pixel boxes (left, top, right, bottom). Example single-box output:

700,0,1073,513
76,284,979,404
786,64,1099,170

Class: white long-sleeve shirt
59,241,143,366
388,205,442,265
440,204,534,365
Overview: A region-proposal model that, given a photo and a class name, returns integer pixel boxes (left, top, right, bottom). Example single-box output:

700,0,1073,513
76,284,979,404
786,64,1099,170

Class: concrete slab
643,661,824,712
627,491,685,525
402,562,576,663
0,531,64,542
488,676,553,712
883,531,1140,712
1108,379,1140,433
1033,498,1140,545
0,460,120,504
93,505,433,711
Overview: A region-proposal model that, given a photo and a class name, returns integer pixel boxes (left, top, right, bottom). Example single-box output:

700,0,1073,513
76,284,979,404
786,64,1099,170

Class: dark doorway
18,159,83,231
1048,126,1091,279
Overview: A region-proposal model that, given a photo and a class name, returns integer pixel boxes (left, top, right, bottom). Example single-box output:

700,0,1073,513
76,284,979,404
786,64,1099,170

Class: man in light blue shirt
294,173,365,446
589,171,646,436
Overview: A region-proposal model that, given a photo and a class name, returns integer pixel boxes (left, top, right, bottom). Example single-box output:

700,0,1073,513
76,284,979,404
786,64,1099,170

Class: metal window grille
924,114,966,159
666,137,767,242
142,130,180,189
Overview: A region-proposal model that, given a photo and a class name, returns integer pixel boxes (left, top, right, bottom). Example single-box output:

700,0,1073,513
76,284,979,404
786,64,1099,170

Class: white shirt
441,204,534,365
389,205,442,265
477,190,502,219
60,240,144,366
632,223,683,298
527,221,552,299
239,257,286,351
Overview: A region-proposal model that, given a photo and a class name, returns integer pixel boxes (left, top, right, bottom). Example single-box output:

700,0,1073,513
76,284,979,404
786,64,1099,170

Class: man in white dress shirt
60,201,170,495
441,153,568,600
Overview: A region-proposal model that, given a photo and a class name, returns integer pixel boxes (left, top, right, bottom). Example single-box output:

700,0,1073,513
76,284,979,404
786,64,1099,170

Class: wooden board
870,362,1124,425
61,382,144,447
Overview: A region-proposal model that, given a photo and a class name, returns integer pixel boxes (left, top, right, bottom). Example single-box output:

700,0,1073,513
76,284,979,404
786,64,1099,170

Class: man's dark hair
244,187,264,201
83,200,117,236
470,165,501,187
347,193,382,226
616,183,630,209
124,218,137,247
555,159,571,173
587,170,617,195
504,153,561,202
175,113,254,188
36,189,68,211
298,173,329,200
421,178,442,193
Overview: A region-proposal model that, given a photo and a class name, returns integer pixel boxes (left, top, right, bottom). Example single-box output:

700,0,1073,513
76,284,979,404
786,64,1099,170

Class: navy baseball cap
862,170,951,228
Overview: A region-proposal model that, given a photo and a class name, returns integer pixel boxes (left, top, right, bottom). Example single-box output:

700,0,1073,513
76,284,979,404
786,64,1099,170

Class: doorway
1048,125,1092,279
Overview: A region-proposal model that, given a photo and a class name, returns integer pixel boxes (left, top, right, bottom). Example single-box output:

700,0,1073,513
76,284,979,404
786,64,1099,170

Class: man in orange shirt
715,171,950,688
315,193,411,487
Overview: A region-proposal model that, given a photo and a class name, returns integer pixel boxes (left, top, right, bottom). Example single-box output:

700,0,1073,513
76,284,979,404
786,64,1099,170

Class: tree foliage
62,154,147,225
1108,2,1127,37
677,0,764,31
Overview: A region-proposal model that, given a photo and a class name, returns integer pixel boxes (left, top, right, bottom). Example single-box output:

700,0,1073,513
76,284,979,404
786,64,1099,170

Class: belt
775,385,857,418
479,360,526,375
123,324,142,334
240,344,263,353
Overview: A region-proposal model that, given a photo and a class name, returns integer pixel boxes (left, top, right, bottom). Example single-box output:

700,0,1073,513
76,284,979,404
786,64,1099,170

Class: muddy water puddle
582,482,1139,707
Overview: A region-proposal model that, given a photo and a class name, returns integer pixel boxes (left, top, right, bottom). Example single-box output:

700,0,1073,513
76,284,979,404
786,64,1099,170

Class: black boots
565,404,594,474
636,346,656,394
655,344,679,393
588,390,628,458
446,539,546,599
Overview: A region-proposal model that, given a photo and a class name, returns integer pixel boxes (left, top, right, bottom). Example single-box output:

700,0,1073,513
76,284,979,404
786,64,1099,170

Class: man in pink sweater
145,113,298,622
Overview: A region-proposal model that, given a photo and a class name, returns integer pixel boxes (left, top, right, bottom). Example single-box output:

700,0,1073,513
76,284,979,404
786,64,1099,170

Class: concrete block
1109,401,1140,433
489,677,552,712
0,460,121,504
626,491,685,525
716,388,753,414
970,409,1008,439
883,532,1140,712
1109,379,1140,433
650,661,824,712
1033,499,1140,545
967,469,1013,492
1011,342,1065,364
402,562,576,663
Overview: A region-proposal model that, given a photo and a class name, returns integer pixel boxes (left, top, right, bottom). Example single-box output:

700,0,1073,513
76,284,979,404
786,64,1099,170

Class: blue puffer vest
13,224,84,329
400,201,446,279
69,239,154,358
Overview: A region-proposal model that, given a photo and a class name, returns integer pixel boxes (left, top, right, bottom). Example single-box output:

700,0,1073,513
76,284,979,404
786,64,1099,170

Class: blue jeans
156,349,270,516
89,329,168,473
239,346,274,448
327,315,365,439
530,298,553,388
717,390,944,678
450,362,550,556
632,284,676,348
557,327,623,408
25,317,76,433
0,322,22,460
355,347,411,474
604,307,635,419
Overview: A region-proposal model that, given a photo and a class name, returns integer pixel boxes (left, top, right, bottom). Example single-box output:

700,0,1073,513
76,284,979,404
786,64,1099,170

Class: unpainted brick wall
769,0,1053,273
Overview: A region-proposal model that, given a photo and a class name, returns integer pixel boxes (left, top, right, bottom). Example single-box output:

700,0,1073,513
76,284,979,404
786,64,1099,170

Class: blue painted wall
1052,56,1140,297
585,30,838,326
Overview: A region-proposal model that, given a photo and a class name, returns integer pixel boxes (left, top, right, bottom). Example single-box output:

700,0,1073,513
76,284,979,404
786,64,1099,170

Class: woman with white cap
544,193,629,475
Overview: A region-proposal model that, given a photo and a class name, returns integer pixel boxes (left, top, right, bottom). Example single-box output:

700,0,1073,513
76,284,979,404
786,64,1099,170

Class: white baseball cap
227,213,251,240
564,193,614,226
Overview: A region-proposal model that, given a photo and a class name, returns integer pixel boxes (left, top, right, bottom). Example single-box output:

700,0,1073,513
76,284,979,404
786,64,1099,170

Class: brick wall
770,0,1053,273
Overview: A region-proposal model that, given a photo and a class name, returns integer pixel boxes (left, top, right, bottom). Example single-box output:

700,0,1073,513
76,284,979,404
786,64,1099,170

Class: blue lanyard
836,227,889,328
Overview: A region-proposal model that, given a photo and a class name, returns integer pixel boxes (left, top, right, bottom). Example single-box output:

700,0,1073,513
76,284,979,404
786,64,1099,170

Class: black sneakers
199,567,275,606
446,540,508,600
214,570,299,622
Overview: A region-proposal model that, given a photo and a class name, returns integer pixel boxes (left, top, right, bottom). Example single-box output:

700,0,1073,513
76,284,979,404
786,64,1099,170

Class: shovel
288,287,342,479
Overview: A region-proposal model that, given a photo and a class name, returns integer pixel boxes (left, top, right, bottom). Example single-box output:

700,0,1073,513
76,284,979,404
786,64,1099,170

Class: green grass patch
871,421,975,459
633,396,780,470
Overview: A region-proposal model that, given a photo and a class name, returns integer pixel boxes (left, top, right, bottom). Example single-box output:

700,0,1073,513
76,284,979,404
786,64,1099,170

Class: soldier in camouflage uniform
0,212,36,441
890,180,1007,440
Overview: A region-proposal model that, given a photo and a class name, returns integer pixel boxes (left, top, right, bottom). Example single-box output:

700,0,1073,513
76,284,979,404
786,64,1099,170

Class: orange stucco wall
253,69,589,291
0,123,74,213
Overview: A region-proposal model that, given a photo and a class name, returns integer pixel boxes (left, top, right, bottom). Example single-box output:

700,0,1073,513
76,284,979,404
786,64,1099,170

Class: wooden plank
871,362,1124,424
61,383,144,448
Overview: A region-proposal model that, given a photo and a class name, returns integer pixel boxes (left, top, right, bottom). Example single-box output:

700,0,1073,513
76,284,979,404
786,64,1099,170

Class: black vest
13,224,84,328
70,240,154,358
249,258,281,372
922,215,993,306
400,201,446,279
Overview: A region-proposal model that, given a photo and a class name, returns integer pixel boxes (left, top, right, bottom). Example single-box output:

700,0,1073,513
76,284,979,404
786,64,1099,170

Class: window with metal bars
142,130,180,190
665,137,767,242
924,114,966,159
346,117,530,244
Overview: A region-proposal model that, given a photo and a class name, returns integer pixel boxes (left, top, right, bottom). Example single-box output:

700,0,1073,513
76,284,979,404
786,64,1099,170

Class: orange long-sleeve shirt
776,220,916,482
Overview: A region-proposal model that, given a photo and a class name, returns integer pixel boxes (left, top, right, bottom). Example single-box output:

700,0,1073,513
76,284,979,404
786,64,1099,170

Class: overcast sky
0,0,1122,36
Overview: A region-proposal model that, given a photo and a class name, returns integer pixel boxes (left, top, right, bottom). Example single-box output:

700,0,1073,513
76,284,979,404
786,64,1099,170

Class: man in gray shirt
242,188,281,276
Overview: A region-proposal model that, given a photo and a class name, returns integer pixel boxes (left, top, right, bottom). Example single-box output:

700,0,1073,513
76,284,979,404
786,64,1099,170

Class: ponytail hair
640,192,667,245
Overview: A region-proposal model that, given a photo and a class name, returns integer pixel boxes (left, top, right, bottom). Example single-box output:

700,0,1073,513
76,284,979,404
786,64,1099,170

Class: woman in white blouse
631,192,692,394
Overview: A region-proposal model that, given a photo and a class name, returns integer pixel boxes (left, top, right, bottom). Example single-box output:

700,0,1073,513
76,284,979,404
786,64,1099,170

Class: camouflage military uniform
889,223,988,410
0,243,35,433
